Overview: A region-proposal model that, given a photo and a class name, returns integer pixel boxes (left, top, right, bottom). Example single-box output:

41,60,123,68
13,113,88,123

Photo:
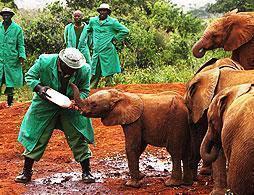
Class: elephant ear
218,58,244,70
208,83,252,133
102,92,143,126
195,58,218,74
185,68,220,124
224,14,254,51
224,9,238,17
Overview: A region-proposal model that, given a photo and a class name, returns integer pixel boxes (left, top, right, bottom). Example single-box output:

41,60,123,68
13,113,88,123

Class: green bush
1,0,233,101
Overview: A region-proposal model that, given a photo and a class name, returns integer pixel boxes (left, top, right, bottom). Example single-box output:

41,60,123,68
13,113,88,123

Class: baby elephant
71,84,193,188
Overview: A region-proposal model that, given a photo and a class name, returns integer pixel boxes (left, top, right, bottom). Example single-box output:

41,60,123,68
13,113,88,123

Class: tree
65,0,96,9
206,0,254,13
0,0,17,9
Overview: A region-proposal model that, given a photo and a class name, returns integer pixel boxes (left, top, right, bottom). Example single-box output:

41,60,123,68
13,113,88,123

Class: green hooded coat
85,16,129,76
0,21,26,87
18,54,94,152
64,23,92,65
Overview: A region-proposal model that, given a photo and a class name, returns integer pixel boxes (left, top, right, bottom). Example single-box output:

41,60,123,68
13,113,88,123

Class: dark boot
80,158,95,183
15,157,34,183
7,95,13,107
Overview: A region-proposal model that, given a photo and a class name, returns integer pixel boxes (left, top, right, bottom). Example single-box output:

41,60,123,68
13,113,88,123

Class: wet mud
0,83,213,194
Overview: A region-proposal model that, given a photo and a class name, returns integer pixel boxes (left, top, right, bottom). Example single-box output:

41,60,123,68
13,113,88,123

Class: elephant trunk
69,83,85,108
200,130,219,163
192,38,206,58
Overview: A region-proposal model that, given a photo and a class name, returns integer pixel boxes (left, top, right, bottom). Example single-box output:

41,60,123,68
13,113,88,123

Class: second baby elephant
70,83,193,188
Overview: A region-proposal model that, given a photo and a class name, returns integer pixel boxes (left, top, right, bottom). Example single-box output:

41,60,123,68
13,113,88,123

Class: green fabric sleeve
64,25,68,45
25,58,41,90
17,29,26,59
79,66,91,99
112,20,129,42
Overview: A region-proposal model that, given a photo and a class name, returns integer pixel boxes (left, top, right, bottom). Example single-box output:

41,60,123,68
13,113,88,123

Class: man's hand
68,100,80,110
34,84,51,100
112,37,117,45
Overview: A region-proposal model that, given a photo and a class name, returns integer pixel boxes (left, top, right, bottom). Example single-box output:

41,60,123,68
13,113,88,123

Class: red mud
0,83,213,194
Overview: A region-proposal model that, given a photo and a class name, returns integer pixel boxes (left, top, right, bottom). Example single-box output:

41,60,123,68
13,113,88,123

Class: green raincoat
18,54,94,152
64,23,92,65
85,16,129,76
0,21,26,87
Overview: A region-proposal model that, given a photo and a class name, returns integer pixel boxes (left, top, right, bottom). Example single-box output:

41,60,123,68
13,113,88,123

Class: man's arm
25,57,41,91
77,66,91,99
64,25,68,46
112,19,129,42
17,28,26,61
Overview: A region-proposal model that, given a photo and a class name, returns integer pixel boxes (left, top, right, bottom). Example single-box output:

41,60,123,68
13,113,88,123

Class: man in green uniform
64,10,91,65
85,3,129,88
15,48,95,184
0,7,26,106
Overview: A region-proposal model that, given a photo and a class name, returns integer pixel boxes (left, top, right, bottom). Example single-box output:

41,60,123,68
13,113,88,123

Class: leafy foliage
5,0,231,94
0,0,17,9
206,0,254,13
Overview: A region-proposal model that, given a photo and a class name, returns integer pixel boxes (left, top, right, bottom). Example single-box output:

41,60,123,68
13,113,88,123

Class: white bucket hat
59,48,86,69
0,7,15,16
97,3,111,14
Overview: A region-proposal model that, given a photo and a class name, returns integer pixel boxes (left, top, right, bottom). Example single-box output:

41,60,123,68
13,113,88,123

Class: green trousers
23,113,92,162
90,60,114,89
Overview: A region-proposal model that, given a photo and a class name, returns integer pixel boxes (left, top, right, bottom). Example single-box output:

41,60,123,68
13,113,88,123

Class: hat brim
0,11,15,16
59,50,85,69
97,8,111,13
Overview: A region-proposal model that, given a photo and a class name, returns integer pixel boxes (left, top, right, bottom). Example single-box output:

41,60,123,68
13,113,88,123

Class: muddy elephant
200,84,254,195
192,10,254,70
70,84,193,188
185,58,243,176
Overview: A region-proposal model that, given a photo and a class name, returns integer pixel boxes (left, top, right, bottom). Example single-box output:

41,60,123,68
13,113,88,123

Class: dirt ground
0,83,213,195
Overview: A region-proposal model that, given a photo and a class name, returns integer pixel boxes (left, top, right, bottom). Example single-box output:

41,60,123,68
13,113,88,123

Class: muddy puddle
25,150,173,194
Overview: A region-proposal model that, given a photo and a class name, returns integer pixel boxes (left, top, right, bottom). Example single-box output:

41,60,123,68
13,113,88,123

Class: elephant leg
190,118,208,180
199,160,212,176
182,154,193,186
125,143,147,188
189,138,201,181
123,123,146,188
165,150,182,186
210,150,227,195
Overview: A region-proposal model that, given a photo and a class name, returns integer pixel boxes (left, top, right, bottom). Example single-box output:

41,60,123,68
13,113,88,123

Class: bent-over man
15,48,95,184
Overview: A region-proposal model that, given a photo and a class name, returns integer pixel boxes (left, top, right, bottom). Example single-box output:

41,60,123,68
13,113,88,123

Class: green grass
0,50,230,103
98,63,197,88
0,65,193,103
0,85,33,103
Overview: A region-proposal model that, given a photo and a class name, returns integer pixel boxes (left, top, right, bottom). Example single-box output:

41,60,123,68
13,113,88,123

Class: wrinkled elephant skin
71,84,193,188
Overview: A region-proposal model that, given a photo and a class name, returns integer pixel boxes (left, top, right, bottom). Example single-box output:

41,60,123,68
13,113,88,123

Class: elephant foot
199,166,212,175
125,179,141,188
138,173,145,180
183,177,193,186
210,188,227,195
164,178,182,187
192,170,198,181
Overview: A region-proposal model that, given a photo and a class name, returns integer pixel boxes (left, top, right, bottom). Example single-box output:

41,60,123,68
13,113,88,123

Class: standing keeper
0,8,26,106
85,3,129,88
